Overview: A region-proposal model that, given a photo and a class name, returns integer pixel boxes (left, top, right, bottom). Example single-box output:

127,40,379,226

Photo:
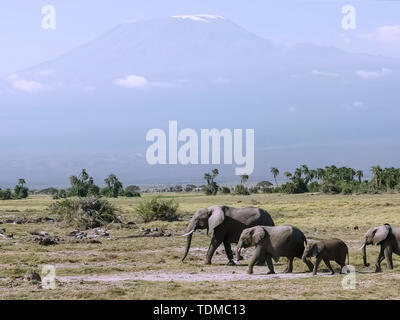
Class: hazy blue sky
1,0,400,75
0,1,399,187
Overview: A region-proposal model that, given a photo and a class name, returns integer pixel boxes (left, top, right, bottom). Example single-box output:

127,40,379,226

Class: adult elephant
181,205,275,265
360,223,400,272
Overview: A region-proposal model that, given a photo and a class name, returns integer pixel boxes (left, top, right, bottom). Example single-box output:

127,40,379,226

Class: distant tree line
4,165,400,200
0,179,29,200
201,165,400,196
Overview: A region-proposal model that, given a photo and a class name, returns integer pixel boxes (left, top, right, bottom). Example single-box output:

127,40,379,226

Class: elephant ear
251,227,266,245
207,206,225,234
312,243,323,257
372,225,390,245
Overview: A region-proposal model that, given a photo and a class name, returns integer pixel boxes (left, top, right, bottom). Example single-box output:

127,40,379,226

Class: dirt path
57,270,334,283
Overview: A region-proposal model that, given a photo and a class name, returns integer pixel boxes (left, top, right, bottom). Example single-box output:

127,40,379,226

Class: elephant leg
284,257,294,273
247,246,262,274
304,258,314,272
375,246,385,272
335,260,345,274
313,256,322,275
265,255,275,275
205,237,222,265
223,242,236,266
384,246,393,270
323,258,335,275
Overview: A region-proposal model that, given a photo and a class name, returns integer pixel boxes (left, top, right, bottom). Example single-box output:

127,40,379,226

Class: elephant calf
302,239,349,275
236,225,314,275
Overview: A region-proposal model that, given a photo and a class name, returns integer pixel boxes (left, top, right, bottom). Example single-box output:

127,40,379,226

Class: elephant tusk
181,230,195,237
359,243,366,250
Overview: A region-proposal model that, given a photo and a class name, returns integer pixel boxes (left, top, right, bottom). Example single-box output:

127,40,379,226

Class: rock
93,228,109,237
39,236,59,246
354,226,359,230
24,270,41,283
68,230,87,239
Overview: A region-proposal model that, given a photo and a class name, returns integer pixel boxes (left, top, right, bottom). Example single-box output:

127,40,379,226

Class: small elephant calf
302,239,349,275
237,225,314,275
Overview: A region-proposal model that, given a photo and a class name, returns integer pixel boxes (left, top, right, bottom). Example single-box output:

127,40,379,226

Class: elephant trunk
360,242,369,267
181,222,196,262
181,232,193,262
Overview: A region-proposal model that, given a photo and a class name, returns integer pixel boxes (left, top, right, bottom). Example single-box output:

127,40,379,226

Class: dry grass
0,192,399,299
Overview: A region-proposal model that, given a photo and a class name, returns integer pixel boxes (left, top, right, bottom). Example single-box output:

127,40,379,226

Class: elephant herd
181,205,400,275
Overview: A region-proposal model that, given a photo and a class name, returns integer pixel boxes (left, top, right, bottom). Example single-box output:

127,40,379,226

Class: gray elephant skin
236,225,314,274
181,205,274,265
302,239,349,275
360,223,400,272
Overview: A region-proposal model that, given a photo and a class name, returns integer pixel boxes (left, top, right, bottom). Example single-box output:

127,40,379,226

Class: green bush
233,184,250,195
50,197,120,229
308,182,321,193
249,187,259,194
0,189,12,200
321,182,341,194
220,186,231,194
123,190,141,197
136,197,179,222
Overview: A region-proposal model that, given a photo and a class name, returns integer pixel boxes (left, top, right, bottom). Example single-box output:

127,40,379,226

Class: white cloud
213,77,230,84
362,25,400,43
341,101,367,111
355,68,392,79
311,70,339,78
9,74,49,93
114,75,149,88
288,107,297,112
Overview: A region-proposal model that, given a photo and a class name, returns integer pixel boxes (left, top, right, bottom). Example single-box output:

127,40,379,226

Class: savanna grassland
0,192,400,299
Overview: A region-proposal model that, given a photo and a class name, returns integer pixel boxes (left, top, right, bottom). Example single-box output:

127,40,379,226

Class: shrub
220,186,231,194
184,184,197,192
308,182,321,193
249,187,259,194
0,189,12,200
280,180,309,194
50,197,120,229
261,187,274,193
233,184,250,195
123,190,141,197
321,183,341,194
136,197,179,222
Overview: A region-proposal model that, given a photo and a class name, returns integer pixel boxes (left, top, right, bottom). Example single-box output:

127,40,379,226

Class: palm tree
356,170,364,183
270,167,279,187
18,178,26,188
284,172,292,180
240,174,249,185
371,165,383,190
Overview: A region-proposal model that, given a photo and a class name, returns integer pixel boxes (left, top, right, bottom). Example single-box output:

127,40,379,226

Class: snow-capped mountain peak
172,14,225,23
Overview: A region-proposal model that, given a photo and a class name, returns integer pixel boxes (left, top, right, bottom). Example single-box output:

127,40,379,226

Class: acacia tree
103,174,124,198
203,169,219,195
69,169,99,197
